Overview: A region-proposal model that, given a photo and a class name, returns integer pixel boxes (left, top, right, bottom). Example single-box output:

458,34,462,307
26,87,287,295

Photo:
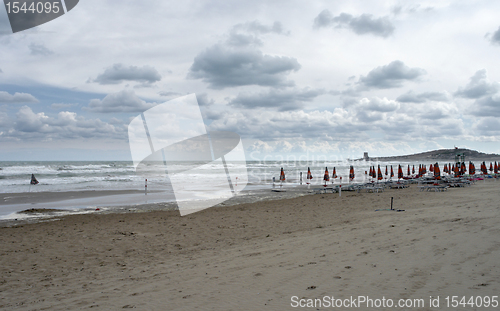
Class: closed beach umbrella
398,165,403,179
369,166,373,177
385,165,388,176
390,165,394,178
306,167,313,183
324,167,330,182
461,162,467,175
469,161,475,175
494,162,498,174
430,164,434,172
481,161,487,175
332,167,337,178
412,165,415,174
407,165,410,176
454,164,459,177
434,162,441,180
280,167,285,181
489,162,493,172
377,165,383,181
349,165,355,181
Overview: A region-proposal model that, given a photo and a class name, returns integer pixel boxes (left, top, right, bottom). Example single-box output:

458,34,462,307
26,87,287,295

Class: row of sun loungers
309,176,480,195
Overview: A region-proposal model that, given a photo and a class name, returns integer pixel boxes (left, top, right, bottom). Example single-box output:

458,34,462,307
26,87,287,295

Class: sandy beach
1,179,499,310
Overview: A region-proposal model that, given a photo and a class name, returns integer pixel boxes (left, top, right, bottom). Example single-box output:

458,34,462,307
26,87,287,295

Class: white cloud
90,64,162,86
0,91,39,103
9,106,126,140
85,90,156,113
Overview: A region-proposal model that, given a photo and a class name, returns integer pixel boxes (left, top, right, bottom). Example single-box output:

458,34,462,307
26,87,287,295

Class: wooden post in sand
145,179,147,195
339,176,342,197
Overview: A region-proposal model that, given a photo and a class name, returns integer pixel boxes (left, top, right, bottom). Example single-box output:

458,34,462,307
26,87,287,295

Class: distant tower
363,152,369,161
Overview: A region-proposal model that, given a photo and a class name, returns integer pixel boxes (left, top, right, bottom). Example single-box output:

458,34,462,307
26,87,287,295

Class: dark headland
358,148,500,162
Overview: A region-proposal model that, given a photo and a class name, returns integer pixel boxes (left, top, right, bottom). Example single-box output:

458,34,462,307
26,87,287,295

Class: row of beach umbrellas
278,161,499,184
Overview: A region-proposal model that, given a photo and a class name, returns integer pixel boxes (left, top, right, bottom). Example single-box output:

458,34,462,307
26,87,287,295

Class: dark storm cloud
0,91,39,103
196,93,214,106
470,96,500,117
84,90,155,113
490,26,500,45
29,43,54,56
91,64,162,86
396,91,449,103
313,10,395,38
188,44,301,89
475,117,500,135
228,88,324,111
454,69,499,99
359,60,426,89
313,10,334,28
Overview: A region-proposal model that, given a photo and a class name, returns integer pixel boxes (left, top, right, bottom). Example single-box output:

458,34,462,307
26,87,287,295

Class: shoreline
0,179,499,309
0,186,312,227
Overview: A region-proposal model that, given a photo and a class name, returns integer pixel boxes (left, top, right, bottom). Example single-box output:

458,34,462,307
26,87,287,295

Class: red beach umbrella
280,167,285,181
306,167,313,184
412,165,415,174
377,165,383,181
481,162,488,175
390,165,394,178
398,165,403,179
430,164,434,172
407,165,410,176
494,162,498,174
385,165,388,176
469,161,475,175
324,167,330,182
369,166,373,177
349,165,355,181
434,162,441,180
489,162,493,172
332,167,337,178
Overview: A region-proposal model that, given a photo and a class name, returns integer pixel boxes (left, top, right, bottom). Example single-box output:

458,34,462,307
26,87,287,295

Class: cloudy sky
1,0,500,161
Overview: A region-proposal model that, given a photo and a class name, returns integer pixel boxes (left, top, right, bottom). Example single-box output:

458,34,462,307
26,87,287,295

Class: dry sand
1,180,499,310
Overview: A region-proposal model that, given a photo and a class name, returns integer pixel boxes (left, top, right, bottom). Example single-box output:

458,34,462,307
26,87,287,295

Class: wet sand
0,190,153,205
0,180,499,310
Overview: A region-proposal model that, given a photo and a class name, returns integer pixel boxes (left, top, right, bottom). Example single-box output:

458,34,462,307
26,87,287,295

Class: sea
0,159,469,222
